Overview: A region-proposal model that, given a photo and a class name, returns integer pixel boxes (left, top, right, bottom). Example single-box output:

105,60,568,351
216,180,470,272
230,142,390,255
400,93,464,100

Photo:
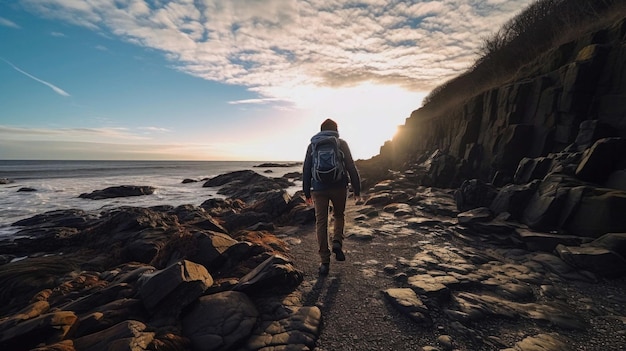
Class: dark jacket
303,130,361,198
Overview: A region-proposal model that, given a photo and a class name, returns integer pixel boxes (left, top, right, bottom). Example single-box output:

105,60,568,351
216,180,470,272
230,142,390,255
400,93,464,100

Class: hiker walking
303,118,361,275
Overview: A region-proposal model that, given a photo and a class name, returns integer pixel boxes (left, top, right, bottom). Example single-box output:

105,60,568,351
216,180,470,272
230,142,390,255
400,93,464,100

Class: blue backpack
311,135,345,183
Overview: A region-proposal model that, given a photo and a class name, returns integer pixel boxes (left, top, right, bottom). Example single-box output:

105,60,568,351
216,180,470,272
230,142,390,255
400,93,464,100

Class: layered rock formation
0,171,318,351
373,16,626,189
358,16,626,253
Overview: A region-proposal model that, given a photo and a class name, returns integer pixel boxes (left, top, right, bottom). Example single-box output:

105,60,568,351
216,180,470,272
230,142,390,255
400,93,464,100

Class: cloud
50,31,66,37
228,98,283,105
0,17,20,28
0,125,150,142
20,0,532,105
0,58,71,97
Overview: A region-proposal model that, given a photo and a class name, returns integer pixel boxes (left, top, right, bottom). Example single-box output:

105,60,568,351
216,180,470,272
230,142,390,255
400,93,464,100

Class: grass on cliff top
421,0,626,116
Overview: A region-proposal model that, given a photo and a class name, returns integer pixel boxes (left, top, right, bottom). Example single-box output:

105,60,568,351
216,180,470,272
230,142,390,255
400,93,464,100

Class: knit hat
320,118,338,131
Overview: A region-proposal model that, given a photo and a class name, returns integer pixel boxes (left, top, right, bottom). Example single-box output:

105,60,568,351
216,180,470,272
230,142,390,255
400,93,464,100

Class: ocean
0,160,303,238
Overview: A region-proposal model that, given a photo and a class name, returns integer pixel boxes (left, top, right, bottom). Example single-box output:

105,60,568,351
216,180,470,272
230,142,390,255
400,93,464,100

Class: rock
529,252,593,282
170,205,228,233
220,211,271,232
517,228,592,252
78,185,156,199
73,298,144,338
346,226,375,241
501,333,570,351
437,335,454,351
563,187,626,237
513,157,552,184
489,181,539,220
575,137,626,184
244,305,321,350
555,244,626,277
605,169,626,191
138,260,213,321
383,203,415,217
521,173,584,232
0,311,77,350
186,231,238,270
454,179,498,212
182,178,197,183
234,255,303,293
382,288,431,325
182,291,259,351
202,170,293,202
287,203,315,225
17,187,37,192
364,193,393,207
0,178,13,184
73,320,154,351
247,189,291,218
12,209,96,229
457,207,492,225
407,275,450,300
585,232,626,257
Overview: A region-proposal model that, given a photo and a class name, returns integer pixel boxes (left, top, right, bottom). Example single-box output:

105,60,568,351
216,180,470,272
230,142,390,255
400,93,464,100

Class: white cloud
19,0,533,105
0,17,20,28
0,58,71,97
50,31,66,37
0,125,150,143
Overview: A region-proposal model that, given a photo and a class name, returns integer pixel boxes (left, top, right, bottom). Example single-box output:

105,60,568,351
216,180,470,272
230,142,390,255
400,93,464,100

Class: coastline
0,160,303,237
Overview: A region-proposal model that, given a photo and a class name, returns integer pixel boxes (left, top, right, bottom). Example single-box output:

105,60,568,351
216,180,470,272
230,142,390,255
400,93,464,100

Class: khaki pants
312,187,347,264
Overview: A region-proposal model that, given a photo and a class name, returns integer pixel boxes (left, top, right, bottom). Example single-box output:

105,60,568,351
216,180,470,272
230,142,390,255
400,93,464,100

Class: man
303,118,361,275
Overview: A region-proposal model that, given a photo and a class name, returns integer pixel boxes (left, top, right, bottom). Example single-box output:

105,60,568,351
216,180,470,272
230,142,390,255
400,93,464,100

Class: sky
0,0,532,161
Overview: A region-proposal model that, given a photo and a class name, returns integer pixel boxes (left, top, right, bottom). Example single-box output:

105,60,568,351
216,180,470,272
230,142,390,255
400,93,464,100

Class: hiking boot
319,263,330,275
332,241,345,261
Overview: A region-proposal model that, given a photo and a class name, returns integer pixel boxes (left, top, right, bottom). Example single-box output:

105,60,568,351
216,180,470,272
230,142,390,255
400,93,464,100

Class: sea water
0,160,303,238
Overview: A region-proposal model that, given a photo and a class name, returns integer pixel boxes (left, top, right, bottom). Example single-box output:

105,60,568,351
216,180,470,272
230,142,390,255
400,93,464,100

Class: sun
282,83,427,160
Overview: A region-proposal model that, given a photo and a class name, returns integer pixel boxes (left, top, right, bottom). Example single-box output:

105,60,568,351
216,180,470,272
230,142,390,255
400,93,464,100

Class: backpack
311,135,345,183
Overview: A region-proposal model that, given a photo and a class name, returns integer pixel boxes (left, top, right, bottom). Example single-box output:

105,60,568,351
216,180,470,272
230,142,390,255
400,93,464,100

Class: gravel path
279,200,626,351
282,202,442,351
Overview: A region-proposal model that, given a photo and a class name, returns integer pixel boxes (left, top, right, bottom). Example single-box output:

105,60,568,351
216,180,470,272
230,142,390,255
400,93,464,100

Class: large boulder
490,181,540,220
186,231,238,270
513,157,553,184
182,291,258,351
575,137,626,184
0,311,77,350
138,260,213,323
203,170,293,202
454,179,498,212
522,174,585,232
564,187,626,237
246,190,291,218
556,244,626,278
584,233,626,257
79,185,156,200
73,320,155,351
234,255,303,293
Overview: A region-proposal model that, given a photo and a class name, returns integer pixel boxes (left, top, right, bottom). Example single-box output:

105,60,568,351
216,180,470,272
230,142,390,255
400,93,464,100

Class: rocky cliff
357,16,626,240
373,16,626,189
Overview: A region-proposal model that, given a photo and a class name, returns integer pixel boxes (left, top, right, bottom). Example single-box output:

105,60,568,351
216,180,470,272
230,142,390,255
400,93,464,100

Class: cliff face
377,16,626,188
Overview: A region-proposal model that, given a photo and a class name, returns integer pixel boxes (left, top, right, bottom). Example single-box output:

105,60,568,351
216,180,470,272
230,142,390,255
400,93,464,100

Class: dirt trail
280,202,441,351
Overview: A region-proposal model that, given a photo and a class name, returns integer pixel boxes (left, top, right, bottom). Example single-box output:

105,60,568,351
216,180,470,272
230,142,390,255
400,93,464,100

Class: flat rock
182,291,259,351
79,185,156,199
138,260,213,318
501,333,570,351
556,244,626,277
0,311,77,350
382,288,431,325
73,320,154,351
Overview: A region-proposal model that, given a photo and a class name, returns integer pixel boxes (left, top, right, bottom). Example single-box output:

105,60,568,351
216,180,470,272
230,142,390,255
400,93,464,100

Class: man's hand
354,195,363,204
305,197,313,206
